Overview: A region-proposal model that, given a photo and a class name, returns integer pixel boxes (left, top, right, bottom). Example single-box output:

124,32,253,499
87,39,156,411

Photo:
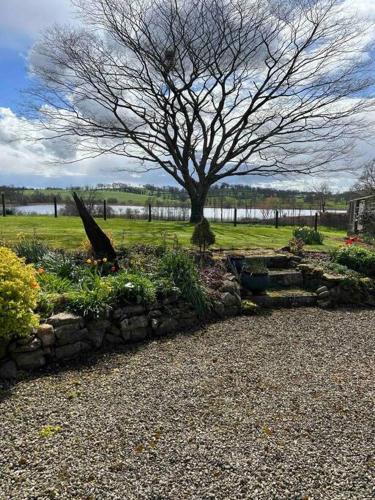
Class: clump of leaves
39,425,62,438
13,233,49,264
191,218,216,253
158,250,209,316
289,237,305,256
293,226,324,245
331,245,375,276
109,271,156,305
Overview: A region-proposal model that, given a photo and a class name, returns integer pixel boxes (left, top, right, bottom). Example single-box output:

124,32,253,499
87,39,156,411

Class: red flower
111,266,117,273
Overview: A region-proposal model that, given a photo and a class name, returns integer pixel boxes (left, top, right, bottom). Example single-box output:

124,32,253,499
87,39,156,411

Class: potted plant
240,259,270,293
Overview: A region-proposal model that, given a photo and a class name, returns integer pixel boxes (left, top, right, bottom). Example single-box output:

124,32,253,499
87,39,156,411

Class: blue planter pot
241,271,270,292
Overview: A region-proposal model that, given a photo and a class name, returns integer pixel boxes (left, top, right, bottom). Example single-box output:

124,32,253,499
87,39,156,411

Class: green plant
109,271,156,305
243,258,268,274
0,247,39,342
331,245,375,276
293,226,324,245
13,234,49,263
39,251,79,279
37,272,73,294
64,279,112,319
158,250,209,316
191,218,216,252
289,237,305,255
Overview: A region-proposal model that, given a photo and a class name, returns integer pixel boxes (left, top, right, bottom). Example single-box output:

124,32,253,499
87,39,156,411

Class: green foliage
289,237,305,255
64,277,112,319
39,425,62,438
0,247,39,342
293,226,324,245
158,250,209,316
13,234,49,263
331,245,375,276
37,272,73,294
191,218,216,252
243,258,268,274
39,251,79,279
109,271,156,305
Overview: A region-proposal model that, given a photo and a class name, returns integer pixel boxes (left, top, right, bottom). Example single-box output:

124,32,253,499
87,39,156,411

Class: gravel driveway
0,308,374,499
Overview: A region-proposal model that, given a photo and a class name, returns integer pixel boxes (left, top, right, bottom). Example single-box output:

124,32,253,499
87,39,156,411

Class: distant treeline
0,183,355,209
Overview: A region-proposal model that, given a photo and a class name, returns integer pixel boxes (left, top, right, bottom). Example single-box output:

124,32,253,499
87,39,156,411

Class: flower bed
0,243,243,379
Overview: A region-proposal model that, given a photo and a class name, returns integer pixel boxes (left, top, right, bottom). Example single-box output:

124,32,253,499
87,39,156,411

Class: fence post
103,200,107,221
148,203,152,222
275,209,279,229
1,193,5,217
234,208,237,227
314,212,318,231
53,196,58,218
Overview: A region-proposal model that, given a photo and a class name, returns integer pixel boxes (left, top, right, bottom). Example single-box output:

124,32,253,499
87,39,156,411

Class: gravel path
0,308,374,499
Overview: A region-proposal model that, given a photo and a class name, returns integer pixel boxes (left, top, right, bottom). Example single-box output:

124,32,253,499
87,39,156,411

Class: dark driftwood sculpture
72,192,117,260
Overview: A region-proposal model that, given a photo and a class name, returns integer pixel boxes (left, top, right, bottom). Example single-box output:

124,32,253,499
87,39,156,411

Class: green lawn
0,215,347,252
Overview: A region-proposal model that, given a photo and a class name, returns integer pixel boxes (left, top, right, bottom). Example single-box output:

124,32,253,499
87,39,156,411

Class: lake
12,204,346,221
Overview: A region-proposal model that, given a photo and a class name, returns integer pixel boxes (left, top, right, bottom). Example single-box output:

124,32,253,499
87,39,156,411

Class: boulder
121,315,149,332
222,292,241,308
55,326,88,346
9,337,42,353
47,312,83,328
220,280,240,295
13,350,46,370
213,300,225,318
55,341,91,360
85,320,111,348
0,360,17,379
36,324,55,347
105,333,124,345
130,328,150,341
156,317,179,335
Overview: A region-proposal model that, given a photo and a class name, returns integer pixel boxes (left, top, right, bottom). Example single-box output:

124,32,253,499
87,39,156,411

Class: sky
0,0,375,191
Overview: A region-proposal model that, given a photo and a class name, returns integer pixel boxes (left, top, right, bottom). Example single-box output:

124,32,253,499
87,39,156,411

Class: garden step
247,288,317,308
232,253,297,270
268,269,303,287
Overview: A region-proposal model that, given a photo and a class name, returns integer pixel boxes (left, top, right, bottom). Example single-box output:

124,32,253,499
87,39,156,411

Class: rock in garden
13,350,46,370
316,286,328,295
121,315,149,332
220,280,240,295
47,312,83,328
55,341,91,360
9,337,42,353
222,292,241,308
213,300,225,318
36,324,55,347
130,328,150,341
0,360,17,379
55,326,88,346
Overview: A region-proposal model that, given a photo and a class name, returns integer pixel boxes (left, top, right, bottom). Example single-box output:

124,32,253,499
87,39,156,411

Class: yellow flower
103,258,107,263
86,259,92,264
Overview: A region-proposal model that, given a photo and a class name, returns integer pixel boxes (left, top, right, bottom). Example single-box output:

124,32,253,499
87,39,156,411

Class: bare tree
353,159,375,196
28,0,374,222
313,181,331,212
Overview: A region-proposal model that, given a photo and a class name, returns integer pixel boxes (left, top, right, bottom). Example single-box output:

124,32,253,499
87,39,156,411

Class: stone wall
0,276,242,380
298,263,375,308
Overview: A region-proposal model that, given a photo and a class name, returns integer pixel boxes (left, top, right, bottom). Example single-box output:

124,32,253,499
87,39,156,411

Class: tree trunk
73,192,117,261
189,191,207,223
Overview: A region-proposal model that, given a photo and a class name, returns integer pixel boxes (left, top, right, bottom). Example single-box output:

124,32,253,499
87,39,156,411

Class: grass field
0,215,347,251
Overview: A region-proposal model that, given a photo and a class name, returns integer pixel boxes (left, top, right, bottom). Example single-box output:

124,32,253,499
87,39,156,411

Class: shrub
109,271,156,305
64,276,112,319
0,247,39,342
13,234,49,263
289,237,305,255
191,218,216,252
293,226,324,245
39,251,79,280
158,250,209,316
331,245,375,276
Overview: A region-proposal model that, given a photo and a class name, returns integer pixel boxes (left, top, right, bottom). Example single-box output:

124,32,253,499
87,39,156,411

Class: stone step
247,288,317,308
229,253,297,271
268,269,303,287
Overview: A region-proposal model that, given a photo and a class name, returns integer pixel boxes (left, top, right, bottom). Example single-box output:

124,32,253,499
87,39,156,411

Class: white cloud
0,0,74,49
